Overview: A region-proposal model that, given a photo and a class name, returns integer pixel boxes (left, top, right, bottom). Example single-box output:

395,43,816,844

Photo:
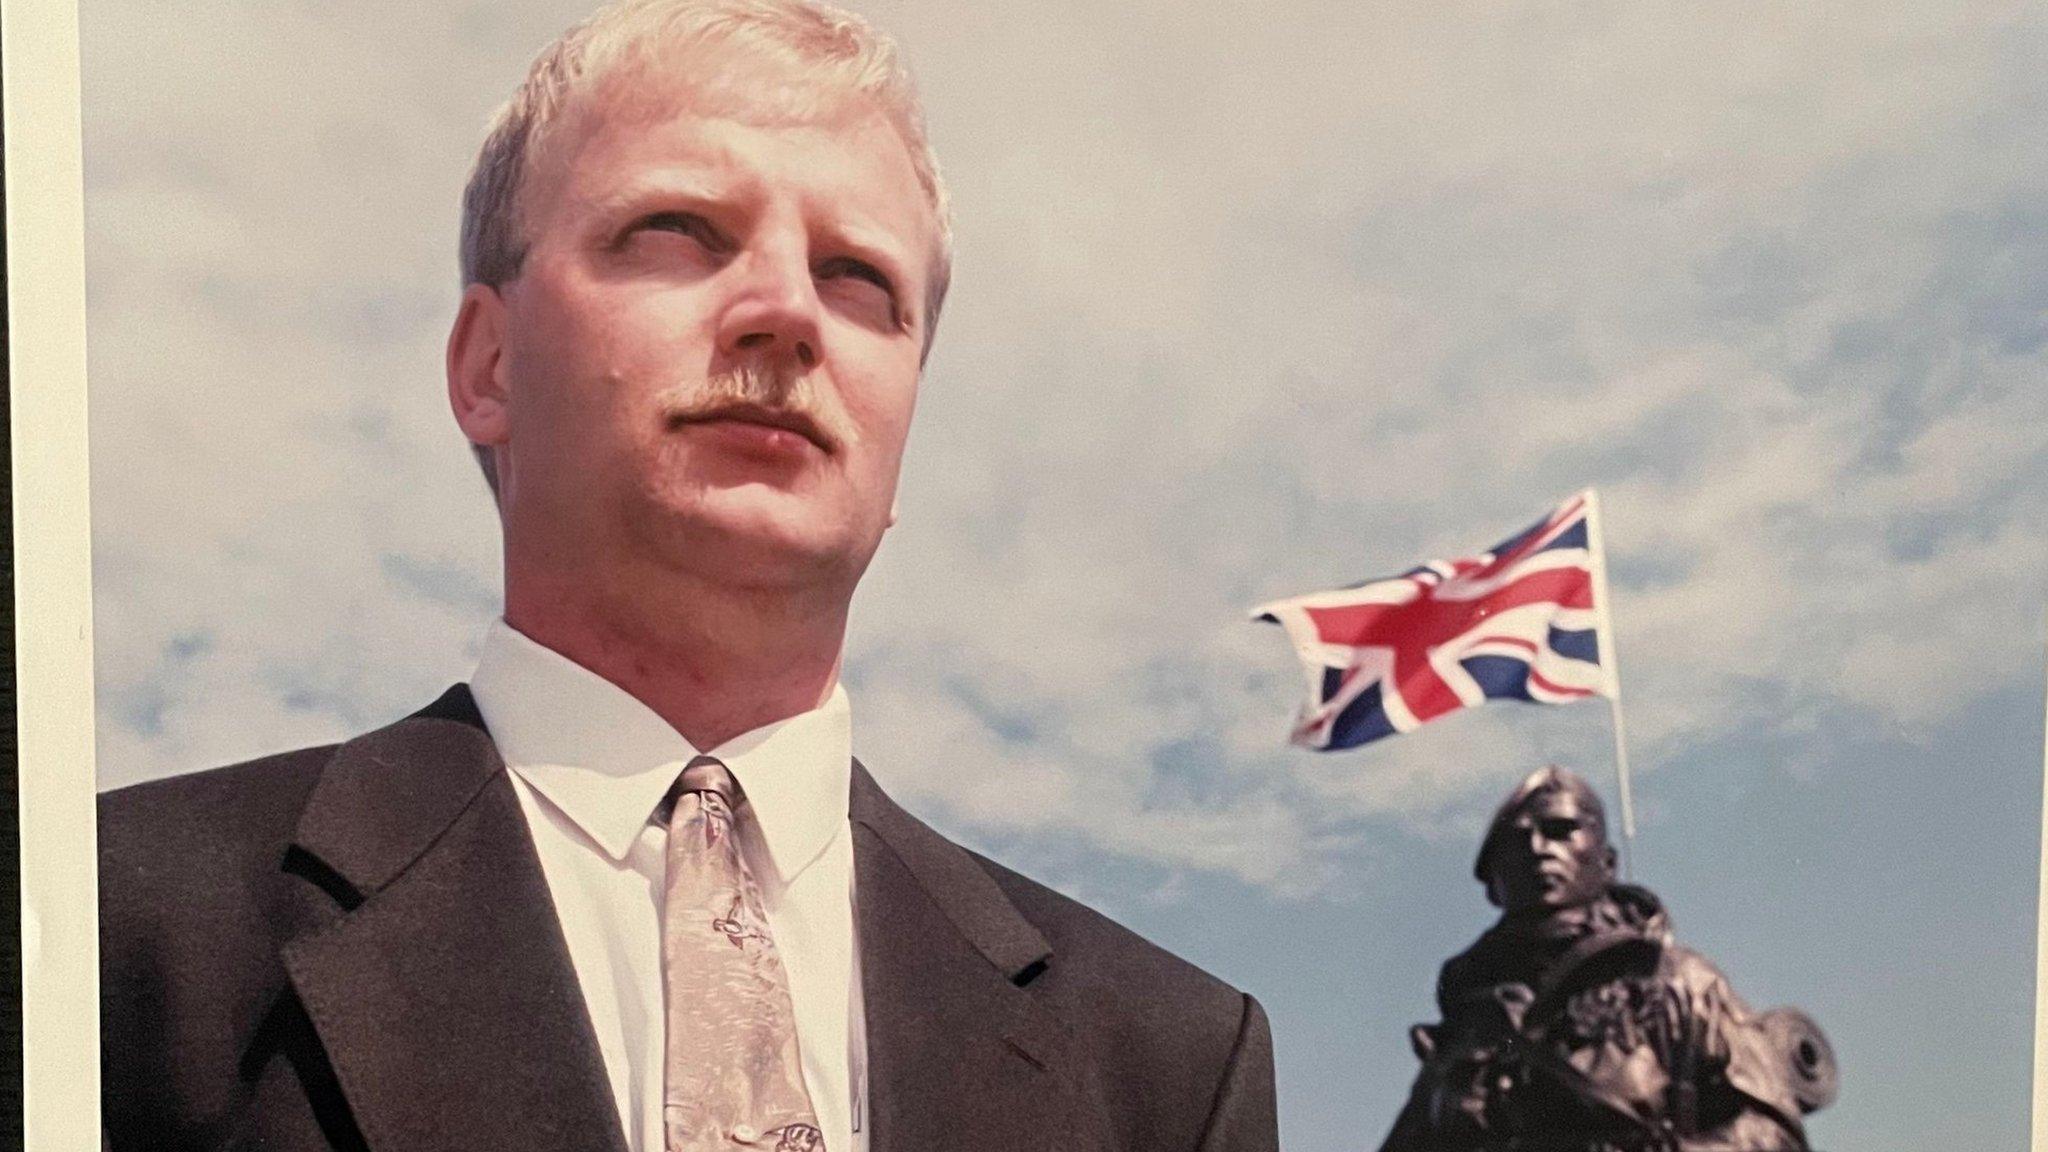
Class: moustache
657,363,849,450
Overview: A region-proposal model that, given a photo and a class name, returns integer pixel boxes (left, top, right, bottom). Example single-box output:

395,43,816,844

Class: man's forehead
543,66,922,208
576,39,881,139
568,96,896,180
521,74,933,260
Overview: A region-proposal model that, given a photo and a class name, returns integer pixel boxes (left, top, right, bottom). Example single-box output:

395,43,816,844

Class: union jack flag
1252,491,1616,751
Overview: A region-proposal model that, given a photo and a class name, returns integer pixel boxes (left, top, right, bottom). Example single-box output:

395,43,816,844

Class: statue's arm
1373,1021,1446,1152
1374,1081,1438,1152
1667,949,1813,1151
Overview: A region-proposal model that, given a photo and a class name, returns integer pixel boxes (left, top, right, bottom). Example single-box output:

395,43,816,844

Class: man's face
1489,789,1614,914
477,73,936,596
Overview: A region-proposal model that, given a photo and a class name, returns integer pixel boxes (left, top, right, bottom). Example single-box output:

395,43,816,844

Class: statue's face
1489,789,1614,914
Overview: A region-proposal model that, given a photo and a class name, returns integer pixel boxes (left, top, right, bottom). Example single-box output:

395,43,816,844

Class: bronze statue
1378,767,1836,1152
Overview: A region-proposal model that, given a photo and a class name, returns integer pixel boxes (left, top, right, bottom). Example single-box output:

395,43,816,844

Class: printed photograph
79,2,2047,1150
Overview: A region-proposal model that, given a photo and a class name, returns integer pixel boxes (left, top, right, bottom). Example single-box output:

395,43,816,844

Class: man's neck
504,572,851,752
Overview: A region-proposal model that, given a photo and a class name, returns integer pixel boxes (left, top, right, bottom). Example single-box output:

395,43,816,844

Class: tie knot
677,755,740,804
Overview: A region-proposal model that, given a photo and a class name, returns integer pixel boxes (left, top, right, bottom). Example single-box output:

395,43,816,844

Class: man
1377,767,1835,1152
98,3,1278,1150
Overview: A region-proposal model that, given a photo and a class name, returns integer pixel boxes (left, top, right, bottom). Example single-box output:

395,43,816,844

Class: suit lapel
278,697,1092,1152
851,763,1107,1152
280,686,629,1152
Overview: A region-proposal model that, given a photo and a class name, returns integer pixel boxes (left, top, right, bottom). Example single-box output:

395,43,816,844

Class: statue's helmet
1473,765,1613,908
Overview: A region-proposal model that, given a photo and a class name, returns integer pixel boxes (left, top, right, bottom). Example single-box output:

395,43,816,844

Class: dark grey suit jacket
100,686,1279,1152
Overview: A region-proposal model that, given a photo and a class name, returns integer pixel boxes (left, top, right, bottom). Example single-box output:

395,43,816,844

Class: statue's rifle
1512,925,1680,1149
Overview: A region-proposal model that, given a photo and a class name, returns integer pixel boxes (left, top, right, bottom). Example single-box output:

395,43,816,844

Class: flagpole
1583,488,1636,879
2031,612,2048,1152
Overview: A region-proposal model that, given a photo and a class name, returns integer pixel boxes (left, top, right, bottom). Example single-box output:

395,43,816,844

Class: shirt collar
467,618,851,885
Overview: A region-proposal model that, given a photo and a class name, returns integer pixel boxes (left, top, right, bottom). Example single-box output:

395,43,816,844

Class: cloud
84,0,2048,899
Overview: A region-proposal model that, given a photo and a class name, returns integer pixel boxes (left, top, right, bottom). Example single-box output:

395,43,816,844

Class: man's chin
640,492,877,587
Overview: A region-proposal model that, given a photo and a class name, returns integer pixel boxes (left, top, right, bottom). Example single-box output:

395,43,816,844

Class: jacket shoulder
99,744,341,967
966,850,1273,1148
99,742,337,820
975,850,1245,1009
99,746,336,895
98,745,344,1140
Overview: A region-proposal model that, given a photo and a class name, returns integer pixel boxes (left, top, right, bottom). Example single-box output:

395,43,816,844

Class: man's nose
716,243,823,371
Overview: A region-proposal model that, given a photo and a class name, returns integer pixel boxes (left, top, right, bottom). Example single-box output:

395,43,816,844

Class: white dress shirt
469,620,867,1152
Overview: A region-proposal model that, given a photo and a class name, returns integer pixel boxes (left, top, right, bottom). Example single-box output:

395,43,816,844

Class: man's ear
447,282,512,455
1603,843,1620,880
887,495,901,528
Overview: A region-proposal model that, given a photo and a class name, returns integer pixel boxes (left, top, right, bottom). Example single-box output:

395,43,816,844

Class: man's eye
633,212,724,250
817,256,897,301
816,257,905,330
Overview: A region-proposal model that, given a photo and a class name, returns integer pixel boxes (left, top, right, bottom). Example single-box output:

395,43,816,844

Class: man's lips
669,402,833,454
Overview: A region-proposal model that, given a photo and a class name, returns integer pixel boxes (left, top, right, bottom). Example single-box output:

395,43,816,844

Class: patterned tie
662,756,825,1152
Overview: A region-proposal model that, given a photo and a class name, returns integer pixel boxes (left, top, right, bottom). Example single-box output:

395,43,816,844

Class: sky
80,2,2048,1149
